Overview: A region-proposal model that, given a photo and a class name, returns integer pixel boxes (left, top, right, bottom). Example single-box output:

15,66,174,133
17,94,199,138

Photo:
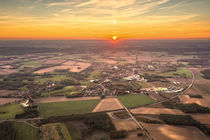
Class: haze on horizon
0,0,210,40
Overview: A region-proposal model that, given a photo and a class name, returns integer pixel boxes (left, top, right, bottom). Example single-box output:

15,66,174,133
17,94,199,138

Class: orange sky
0,0,210,40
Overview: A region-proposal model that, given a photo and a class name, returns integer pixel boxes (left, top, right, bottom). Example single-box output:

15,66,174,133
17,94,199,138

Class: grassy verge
38,99,100,117
0,104,24,120
118,94,154,108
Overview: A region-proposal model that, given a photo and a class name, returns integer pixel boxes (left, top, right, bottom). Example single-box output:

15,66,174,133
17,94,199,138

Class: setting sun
112,36,118,40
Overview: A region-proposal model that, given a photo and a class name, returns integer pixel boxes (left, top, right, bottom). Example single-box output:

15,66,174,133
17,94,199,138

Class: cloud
159,1,187,10
76,0,136,8
77,0,98,7
0,16,10,20
47,1,74,8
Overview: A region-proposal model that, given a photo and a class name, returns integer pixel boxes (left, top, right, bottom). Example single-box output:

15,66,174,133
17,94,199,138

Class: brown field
111,131,147,140
111,118,138,131
0,60,16,65
143,123,209,140
0,65,13,69
148,92,164,101
0,90,18,96
190,68,210,95
191,114,210,125
0,98,22,105
179,95,210,108
35,60,91,74
0,69,17,75
194,79,210,95
98,59,117,64
41,123,70,140
131,107,184,115
36,96,100,103
92,98,123,112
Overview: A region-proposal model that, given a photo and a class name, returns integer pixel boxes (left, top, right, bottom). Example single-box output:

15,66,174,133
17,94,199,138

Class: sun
112,36,118,40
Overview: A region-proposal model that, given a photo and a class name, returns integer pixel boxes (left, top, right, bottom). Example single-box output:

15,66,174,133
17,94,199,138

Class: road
109,68,195,140
118,98,154,140
0,69,195,140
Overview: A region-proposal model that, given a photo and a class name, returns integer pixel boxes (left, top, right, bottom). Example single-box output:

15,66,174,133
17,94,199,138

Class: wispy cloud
47,1,74,8
77,0,98,7
159,1,187,10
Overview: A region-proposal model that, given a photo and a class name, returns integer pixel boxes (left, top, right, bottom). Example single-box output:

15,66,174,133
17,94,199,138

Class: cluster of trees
0,121,16,140
189,94,203,98
159,114,210,135
135,116,162,124
15,105,39,119
0,72,34,90
83,113,115,132
162,98,210,113
201,69,210,79
110,130,127,138
143,74,166,82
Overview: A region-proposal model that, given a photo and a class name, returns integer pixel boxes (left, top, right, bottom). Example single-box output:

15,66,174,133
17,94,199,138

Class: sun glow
112,36,118,40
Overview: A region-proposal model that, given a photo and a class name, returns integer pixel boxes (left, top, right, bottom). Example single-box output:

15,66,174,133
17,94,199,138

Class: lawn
0,104,24,120
15,122,40,140
118,94,154,108
38,99,100,117
158,67,192,78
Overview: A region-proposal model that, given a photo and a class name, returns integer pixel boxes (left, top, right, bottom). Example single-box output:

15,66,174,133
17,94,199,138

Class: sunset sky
0,0,210,40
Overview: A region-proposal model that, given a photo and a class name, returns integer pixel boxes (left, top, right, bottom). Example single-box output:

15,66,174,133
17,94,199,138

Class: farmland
15,122,40,140
143,123,209,140
158,67,192,78
0,104,23,120
41,123,72,140
118,94,155,108
38,99,100,117
92,98,123,112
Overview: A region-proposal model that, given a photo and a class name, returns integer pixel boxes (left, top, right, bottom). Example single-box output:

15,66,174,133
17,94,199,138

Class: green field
19,61,42,69
41,86,76,96
138,82,152,88
0,104,24,120
88,70,101,80
15,122,40,140
35,74,68,83
158,67,192,78
118,94,154,108
39,99,100,117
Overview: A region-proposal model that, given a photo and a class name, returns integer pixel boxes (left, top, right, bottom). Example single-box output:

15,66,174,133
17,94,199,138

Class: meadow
0,104,23,120
158,67,192,78
118,94,155,108
38,99,100,117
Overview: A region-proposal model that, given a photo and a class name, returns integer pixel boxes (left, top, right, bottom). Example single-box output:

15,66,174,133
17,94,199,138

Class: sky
0,0,210,40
